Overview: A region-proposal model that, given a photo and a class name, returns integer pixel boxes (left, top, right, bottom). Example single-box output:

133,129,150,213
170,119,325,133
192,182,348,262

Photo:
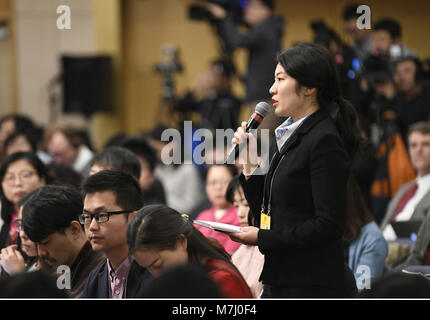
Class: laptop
390,220,422,239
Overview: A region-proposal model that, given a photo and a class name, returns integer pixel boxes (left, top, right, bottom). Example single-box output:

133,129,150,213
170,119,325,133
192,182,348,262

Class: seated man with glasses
80,170,152,298
22,185,105,298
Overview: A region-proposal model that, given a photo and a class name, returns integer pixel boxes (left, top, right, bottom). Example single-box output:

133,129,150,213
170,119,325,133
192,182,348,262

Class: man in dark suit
80,170,152,298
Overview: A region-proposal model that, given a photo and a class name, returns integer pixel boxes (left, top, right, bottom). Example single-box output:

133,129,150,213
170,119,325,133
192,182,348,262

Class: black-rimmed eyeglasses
78,210,133,225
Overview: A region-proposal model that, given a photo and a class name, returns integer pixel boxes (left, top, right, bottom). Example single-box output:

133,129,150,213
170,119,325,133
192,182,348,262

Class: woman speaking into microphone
230,43,362,298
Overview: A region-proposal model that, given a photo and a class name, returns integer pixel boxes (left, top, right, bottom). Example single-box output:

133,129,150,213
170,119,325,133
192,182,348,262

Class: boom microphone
226,101,270,164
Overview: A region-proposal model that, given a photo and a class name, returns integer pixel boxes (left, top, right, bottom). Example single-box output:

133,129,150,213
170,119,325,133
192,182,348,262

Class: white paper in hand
193,220,243,233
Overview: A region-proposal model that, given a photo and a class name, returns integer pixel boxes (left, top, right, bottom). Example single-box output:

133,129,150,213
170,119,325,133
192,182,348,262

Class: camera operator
357,54,419,222
360,54,430,142
311,20,358,101
206,0,285,135
309,21,380,210
372,18,416,62
173,59,241,131
391,56,430,142
353,54,395,142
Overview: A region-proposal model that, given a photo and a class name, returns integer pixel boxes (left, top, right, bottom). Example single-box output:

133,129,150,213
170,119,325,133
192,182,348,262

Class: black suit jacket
241,109,350,288
68,241,105,298
81,259,152,298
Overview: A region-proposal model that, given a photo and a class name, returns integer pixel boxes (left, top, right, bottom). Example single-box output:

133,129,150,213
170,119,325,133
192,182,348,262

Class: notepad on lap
193,220,243,233
402,265,430,278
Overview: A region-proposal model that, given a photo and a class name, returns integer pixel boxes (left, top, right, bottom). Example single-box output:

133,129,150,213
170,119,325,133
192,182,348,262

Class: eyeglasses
3,171,36,185
13,218,22,232
78,210,133,225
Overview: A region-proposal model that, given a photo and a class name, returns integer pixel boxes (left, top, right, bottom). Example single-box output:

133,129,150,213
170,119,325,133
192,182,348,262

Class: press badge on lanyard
260,117,306,230
260,153,285,231
260,212,271,230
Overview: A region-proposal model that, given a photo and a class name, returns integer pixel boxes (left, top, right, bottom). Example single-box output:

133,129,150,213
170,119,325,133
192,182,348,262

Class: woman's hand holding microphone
228,122,260,245
232,121,259,180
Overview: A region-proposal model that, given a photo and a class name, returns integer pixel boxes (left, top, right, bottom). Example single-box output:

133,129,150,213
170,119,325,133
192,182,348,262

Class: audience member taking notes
127,204,252,298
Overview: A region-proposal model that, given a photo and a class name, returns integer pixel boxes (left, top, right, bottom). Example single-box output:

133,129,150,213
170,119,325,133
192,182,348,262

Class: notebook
193,220,243,233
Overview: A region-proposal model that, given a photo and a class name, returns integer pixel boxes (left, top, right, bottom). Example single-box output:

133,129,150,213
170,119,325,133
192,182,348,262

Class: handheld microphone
226,101,270,164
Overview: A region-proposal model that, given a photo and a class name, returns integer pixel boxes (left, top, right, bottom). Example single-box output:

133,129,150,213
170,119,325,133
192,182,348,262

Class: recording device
154,45,183,102
225,101,270,164
188,0,247,60
188,0,245,25
360,53,398,147
154,45,183,75
361,47,420,90
361,53,392,92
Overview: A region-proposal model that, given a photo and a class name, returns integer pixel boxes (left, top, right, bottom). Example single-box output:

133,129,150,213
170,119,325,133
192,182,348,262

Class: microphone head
255,102,270,118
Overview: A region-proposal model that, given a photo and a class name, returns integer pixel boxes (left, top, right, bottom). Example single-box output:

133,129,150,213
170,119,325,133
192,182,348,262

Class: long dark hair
277,42,364,157
343,175,375,244
0,152,48,224
127,204,233,265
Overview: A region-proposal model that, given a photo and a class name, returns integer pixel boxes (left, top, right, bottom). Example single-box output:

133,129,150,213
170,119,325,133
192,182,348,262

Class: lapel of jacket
413,188,430,216
97,261,110,298
380,182,413,229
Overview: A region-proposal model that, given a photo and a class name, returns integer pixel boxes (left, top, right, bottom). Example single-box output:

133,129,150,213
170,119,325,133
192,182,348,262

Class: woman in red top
127,204,252,298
